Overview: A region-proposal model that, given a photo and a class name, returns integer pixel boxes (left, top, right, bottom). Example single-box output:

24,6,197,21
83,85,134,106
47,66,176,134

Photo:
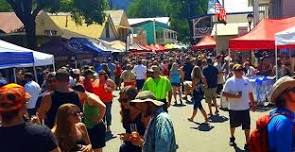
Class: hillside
109,0,132,10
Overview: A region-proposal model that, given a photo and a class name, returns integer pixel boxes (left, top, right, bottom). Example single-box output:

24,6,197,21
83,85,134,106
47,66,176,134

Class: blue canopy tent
0,51,34,69
67,38,111,56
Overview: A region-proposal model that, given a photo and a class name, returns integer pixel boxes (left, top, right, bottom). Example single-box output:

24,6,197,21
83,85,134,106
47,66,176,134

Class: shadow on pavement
255,103,274,112
105,132,117,142
185,100,193,105
208,115,229,123
233,145,247,152
172,103,186,107
191,123,214,132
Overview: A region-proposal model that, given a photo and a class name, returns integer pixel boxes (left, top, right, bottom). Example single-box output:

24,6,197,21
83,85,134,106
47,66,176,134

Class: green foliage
128,0,209,43
0,0,11,11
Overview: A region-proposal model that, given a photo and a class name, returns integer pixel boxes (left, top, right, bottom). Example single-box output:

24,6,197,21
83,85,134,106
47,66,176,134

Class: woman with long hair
169,62,183,105
73,84,106,152
118,86,147,152
188,66,208,124
52,103,92,152
92,70,116,132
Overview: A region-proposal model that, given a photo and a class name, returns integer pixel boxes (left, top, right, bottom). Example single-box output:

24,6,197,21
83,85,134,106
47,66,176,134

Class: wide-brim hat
149,65,161,73
270,76,295,103
130,91,164,106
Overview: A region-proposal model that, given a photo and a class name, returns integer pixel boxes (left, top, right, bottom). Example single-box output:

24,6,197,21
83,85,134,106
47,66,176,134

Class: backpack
249,112,290,152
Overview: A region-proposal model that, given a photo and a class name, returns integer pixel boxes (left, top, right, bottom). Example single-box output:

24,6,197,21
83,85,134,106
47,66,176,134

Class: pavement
104,91,271,152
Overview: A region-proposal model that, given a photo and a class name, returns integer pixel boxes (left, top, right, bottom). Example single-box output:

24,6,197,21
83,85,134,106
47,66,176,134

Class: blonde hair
191,66,203,82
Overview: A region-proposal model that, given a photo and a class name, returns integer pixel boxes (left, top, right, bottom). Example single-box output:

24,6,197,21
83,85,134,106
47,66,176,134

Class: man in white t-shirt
24,72,41,117
133,60,147,90
222,64,256,151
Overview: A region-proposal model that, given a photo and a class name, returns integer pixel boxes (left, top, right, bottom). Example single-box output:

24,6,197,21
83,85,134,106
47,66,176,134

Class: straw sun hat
270,76,295,103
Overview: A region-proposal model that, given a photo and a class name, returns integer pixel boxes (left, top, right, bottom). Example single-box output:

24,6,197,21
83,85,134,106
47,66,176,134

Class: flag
214,0,227,24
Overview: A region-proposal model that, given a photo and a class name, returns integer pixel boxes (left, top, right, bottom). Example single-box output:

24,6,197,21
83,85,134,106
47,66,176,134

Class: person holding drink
118,86,146,152
222,64,256,151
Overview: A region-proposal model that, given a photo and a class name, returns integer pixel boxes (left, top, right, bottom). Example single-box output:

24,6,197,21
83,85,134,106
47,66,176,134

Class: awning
67,38,110,55
0,50,34,69
229,17,295,50
275,26,295,48
0,39,54,67
193,35,216,49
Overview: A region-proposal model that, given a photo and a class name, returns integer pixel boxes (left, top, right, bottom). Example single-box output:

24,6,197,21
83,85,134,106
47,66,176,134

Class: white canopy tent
0,39,55,82
0,39,55,68
275,26,295,80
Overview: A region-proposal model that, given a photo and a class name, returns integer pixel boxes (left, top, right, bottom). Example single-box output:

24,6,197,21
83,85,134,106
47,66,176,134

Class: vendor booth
193,35,216,49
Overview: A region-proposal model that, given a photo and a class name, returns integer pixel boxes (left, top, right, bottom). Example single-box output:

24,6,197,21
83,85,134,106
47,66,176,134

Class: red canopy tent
229,17,295,50
193,35,216,49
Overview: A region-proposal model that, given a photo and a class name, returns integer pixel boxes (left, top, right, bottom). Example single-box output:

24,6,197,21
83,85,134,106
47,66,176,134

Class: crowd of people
0,51,295,152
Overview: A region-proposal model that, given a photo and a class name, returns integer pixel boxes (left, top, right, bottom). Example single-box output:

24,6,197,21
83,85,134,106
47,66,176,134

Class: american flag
215,0,227,24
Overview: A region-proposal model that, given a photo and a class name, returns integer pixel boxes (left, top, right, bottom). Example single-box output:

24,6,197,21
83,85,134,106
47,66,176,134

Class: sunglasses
69,110,83,117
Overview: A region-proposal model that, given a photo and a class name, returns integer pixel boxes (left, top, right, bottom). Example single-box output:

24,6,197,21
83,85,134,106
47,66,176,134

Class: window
248,0,253,7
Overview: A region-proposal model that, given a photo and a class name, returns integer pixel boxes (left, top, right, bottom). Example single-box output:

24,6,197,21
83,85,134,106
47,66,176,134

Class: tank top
83,103,99,128
170,70,181,83
45,91,81,128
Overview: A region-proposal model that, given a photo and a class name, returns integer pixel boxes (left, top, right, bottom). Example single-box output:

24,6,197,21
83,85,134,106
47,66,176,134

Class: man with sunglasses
267,76,295,152
0,83,60,152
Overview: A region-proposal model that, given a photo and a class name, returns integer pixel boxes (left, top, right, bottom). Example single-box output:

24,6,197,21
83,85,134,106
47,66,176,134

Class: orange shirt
92,81,113,103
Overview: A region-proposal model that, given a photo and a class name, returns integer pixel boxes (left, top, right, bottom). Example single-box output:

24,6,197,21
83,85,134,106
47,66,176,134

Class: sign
192,16,213,39
238,26,248,36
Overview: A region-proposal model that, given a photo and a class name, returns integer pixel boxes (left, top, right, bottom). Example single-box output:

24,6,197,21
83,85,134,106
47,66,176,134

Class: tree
128,0,170,18
3,0,107,49
0,0,11,11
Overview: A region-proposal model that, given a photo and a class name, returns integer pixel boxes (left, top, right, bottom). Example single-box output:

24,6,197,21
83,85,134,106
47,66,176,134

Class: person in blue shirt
268,76,295,152
169,62,183,105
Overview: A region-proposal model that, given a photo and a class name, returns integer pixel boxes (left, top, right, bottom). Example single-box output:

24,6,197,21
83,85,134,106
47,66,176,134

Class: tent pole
53,60,56,72
13,68,17,83
33,65,38,84
275,45,278,81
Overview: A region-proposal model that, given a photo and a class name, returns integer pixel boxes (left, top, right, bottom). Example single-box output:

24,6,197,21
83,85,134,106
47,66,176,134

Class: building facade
270,0,295,18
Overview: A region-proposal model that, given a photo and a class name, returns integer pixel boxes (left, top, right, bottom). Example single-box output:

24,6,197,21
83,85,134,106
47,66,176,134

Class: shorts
171,82,181,87
87,121,106,149
229,110,250,130
204,87,217,103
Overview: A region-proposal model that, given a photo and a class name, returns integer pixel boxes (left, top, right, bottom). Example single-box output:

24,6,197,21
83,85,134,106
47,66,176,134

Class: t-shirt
133,64,147,80
203,65,219,88
143,76,172,100
24,80,41,109
0,122,57,152
214,62,225,84
183,63,194,81
222,76,253,110
268,108,295,152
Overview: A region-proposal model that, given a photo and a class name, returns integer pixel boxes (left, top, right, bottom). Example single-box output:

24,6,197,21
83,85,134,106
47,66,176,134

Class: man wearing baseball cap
222,64,256,150
0,83,60,152
267,76,295,152
142,65,172,112
128,91,176,152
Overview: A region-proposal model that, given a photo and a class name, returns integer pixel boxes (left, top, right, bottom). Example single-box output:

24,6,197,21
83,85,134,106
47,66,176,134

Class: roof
275,26,295,48
49,13,108,39
229,17,295,50
207,0,253,14
0,12,23,33
128,17,170,26
193,35,216,49
105,10,127,28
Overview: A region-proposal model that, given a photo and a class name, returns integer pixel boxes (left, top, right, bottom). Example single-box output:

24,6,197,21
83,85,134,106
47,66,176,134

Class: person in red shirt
115,62,123,90
93,70,116,132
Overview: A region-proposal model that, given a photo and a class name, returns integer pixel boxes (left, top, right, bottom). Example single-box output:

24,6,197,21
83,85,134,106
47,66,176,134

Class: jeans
104,102,112,126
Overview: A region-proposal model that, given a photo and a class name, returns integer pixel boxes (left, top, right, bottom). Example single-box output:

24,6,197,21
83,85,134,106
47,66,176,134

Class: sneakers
229,137,236,146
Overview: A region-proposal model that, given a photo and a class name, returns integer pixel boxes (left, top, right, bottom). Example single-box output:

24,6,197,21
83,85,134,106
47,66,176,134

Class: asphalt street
104,91,270,152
